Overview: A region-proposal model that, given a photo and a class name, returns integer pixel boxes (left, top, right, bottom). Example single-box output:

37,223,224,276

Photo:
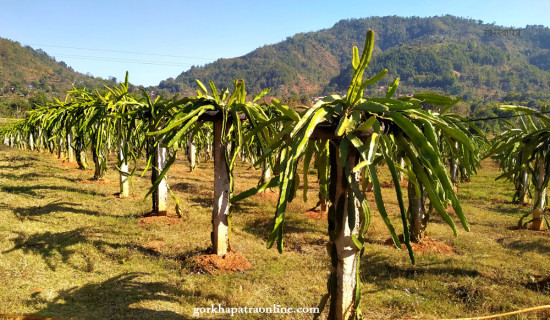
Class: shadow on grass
1,184,102,197
171,182,199,192
360,253,480,292
0,172,41,180
0,171,82,182
13,201,100,217
241,216,323,240
32,273,212,320
190,196,214,209
3,228,162,271
231,197,263,214
496,237,550,254
490,205,528,216
0,163,34,170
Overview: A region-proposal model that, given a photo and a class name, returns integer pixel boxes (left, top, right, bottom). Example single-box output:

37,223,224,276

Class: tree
488,105,550,230
149,80,273,256
234,30,470,320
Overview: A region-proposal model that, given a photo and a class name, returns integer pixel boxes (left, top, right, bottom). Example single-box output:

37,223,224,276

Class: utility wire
452,111,550,123
29,43,215,60
49,53,196,67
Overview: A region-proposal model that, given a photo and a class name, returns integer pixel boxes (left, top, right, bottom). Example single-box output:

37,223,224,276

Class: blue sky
1,0,548,87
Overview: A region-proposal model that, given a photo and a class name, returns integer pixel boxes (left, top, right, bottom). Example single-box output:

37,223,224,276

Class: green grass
0,145,548,319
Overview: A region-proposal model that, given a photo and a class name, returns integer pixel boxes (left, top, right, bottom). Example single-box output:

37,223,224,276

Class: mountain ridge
157,15,550,101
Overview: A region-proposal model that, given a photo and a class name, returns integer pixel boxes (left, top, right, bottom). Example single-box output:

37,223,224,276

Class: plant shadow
496,237,550,254
31,272,227,319
3,228,162,271
241,215,323,240
360,253,480,293
1,184,102,197
13,201,101,218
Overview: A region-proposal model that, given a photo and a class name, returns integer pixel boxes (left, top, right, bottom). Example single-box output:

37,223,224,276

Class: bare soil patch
138,213,181,226
381,181,394,188
143,240,167,254
304,209,327,220
57,161,79,169
255,191,279,200
380,181,408,188
80,179,116,186
187,249,252,274
384,235,457,255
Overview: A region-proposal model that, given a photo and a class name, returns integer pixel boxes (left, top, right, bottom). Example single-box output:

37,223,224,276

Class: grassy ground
0,145,548,320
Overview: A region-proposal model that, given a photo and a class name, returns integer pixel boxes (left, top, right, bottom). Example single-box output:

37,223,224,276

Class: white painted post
118,120,130,197
212,119,231,255
67,132,75,163
329,147,360,320
187,132,196,172
532,157,546,230
58,135,65,159
152,142,168,214
29,132,34,151
519,167,530,205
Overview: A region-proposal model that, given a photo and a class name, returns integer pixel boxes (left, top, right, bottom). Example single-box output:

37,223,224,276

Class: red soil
384,235,457,255
57,161,79,168
304,209,328,220
138,213,181,226
188,250,252,274
381,181,408,188
143,240,166,254
80,179,115,186
255,191,279,200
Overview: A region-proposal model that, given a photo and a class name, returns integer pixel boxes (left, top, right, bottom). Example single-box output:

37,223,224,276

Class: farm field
0,145,548,319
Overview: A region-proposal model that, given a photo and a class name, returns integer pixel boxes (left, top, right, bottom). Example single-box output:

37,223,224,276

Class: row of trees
2,29,544,320
488,106,550,230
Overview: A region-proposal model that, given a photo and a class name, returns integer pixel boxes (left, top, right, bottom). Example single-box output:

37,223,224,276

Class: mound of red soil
380,181,408,188
255,191,279,200
58,161,79,168
80,179,115,186
138,214,181,226
304,209,328,220
384,235,457,255
144,240,166,254
381,181,394,188
188,250,252,274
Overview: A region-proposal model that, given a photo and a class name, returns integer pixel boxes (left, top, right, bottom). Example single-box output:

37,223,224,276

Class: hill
162,15,550,102
0,38,115,117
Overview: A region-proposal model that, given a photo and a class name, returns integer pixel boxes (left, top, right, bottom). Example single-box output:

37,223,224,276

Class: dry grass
0,145,548,319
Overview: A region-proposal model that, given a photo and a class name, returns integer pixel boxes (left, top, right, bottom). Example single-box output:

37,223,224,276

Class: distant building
312,96,326,103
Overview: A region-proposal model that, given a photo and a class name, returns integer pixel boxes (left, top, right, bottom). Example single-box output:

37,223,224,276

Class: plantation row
0,30,546,320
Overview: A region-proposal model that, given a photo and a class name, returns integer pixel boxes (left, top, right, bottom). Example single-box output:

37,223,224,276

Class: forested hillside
3,15,550,120
164,15,550,102
0,38,115,117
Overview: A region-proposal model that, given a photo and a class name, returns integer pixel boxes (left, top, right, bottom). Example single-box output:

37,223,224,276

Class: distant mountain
0,38,115,116
159,15,550,102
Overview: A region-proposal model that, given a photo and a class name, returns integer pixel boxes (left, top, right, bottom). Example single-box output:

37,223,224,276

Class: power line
49,53,196,67
453,111,550,123
28,43,216,61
